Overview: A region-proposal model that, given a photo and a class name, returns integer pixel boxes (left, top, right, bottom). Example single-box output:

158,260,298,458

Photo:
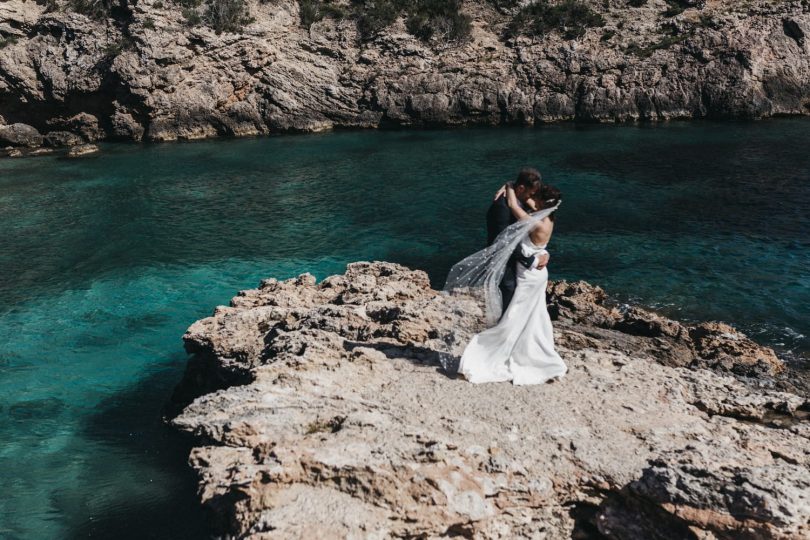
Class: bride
445,183,566,385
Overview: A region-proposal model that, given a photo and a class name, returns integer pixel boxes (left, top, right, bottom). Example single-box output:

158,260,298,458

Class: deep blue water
1,120,809,538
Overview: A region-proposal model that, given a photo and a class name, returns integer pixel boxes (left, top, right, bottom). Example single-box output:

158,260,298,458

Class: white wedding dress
457,239,567,385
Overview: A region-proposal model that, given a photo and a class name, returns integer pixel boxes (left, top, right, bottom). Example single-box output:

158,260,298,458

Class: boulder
691,321,783,376
61,113,103,142
547,280,620,327
0,123,42,147
44,131,84,147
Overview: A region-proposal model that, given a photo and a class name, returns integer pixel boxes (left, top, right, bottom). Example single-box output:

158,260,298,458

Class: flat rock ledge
171,262,809,539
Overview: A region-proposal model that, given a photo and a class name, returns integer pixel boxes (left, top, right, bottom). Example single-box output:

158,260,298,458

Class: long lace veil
443,203,561,327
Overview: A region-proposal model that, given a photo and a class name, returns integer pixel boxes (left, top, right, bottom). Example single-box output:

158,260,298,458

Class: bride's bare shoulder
536,216,554,229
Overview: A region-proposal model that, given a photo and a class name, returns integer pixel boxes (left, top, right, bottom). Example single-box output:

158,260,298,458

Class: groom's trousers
500,262,518,312
500,249,537,314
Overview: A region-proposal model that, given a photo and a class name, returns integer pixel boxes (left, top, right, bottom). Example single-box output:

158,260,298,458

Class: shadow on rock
343,339,462,378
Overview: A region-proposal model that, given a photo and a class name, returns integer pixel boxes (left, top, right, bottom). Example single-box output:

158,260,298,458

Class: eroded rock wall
2,0,810,151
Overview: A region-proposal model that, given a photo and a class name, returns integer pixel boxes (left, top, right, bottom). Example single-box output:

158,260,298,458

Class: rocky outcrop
44,131,85,148
171,262,809,539
1,0,810,151
547,280,783,377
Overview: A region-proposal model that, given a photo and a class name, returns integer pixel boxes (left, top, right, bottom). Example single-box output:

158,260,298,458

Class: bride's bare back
529,216,554,247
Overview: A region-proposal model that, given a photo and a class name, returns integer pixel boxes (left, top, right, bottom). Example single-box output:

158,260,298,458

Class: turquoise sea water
1,121,809,538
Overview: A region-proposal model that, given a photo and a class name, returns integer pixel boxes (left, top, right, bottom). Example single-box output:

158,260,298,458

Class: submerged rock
171,262,809,539
66,144,99,158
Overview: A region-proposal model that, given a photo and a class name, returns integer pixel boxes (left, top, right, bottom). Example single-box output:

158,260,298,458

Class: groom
486,167,549,310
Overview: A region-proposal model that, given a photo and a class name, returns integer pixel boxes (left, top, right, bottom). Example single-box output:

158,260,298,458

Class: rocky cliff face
1,0,810,153
171,262,809,539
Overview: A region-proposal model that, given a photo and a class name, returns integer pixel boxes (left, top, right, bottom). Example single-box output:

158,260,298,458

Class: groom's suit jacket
486,195,520,245
486,196,532,311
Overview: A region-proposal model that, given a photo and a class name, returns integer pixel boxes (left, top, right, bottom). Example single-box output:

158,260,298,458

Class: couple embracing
445,168,566,386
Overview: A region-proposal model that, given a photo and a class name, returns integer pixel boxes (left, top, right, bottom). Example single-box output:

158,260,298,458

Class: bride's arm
506,185,531,221
507,185,549,269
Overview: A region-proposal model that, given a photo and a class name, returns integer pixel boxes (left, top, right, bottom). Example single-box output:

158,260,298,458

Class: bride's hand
505,182,521,211
493,183,508,201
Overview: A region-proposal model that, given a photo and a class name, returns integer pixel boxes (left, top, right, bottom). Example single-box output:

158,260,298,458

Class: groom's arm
532,252,550,269
487,198,513,245
515,250,549,269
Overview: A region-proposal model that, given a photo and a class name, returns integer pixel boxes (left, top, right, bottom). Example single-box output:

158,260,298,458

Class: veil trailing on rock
443,203,561,327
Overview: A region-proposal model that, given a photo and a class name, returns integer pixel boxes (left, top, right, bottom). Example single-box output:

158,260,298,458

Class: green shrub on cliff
298,0,471,44
182,7,203,25
488,0,520,11
505,0,605,40
405,0,471,43
299,0,349,27
0,35,19,49
206,0,254,33
177,0,253,33
353,0,401,38
663,0,705,17
69,0,116,18
663,0,685,17
100,36,135,60
625,21,690,57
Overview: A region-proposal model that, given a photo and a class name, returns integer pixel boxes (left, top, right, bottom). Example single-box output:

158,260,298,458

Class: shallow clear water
1,120,809,538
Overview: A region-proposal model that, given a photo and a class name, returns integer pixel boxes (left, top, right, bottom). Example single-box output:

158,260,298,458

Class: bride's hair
534,184,562,219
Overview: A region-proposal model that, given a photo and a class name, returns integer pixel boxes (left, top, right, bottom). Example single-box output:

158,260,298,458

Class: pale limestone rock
171,262,809,539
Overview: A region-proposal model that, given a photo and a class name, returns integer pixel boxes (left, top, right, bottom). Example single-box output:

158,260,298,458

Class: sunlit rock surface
171,262,809,539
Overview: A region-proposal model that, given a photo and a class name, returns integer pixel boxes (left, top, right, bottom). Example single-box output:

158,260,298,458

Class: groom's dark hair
515,168,542,189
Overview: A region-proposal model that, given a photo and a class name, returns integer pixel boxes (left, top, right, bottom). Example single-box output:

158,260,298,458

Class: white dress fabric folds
458,239,567,385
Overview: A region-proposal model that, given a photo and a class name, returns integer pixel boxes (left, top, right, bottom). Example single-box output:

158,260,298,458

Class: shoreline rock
547,280,784,378
2,0,810,154
66,143,100,158
0,123,43,147
170,262,809,538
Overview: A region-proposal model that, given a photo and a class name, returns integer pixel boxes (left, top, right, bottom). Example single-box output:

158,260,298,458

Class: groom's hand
532,252,550,270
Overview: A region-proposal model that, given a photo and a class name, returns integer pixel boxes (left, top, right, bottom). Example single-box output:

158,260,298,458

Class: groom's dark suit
486,195,535,311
